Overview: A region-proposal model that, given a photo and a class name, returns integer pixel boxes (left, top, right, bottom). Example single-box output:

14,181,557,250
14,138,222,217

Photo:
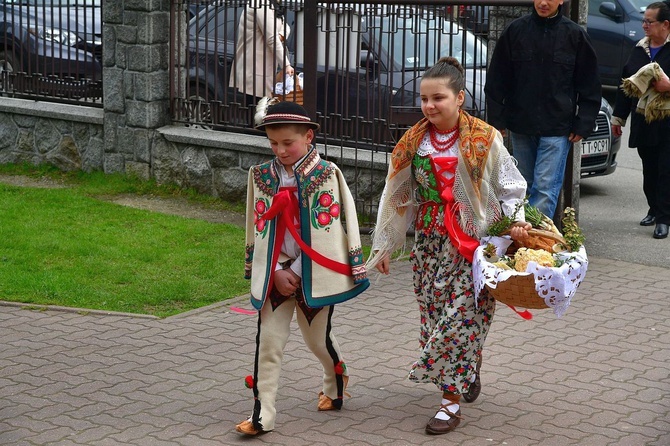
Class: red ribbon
431,158,533,319
506,305,533,320
431,157,480,263
262,188,352,281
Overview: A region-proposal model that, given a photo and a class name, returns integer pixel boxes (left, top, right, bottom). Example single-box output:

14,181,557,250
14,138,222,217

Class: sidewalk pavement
1,256,669,446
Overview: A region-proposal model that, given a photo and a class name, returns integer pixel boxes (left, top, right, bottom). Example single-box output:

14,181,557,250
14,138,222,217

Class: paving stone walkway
1,257,669,445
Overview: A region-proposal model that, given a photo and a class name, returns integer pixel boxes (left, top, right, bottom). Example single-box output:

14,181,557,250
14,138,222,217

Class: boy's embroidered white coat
245,148,369,309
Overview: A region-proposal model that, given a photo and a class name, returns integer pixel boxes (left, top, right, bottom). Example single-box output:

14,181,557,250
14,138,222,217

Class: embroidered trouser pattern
250,288,346,431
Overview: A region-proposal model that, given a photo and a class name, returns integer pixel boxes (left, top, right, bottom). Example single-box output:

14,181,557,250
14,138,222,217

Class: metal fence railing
170,0,500,222
0,0,103,106
170,1,493,146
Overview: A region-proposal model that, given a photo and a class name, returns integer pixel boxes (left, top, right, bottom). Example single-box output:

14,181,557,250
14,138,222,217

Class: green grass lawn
0,165,248,318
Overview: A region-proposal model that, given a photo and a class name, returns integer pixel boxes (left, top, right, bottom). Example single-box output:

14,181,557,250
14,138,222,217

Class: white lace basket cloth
473,236,588,318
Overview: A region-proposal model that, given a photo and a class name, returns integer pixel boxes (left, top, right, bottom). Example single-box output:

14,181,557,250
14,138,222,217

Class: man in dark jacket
485,0,601,218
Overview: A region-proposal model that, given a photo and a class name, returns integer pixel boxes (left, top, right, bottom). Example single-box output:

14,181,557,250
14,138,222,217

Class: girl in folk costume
367,57,530,435
236,101,369,436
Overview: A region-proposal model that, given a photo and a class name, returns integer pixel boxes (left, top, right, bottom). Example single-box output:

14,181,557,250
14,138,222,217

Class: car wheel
184,84,214,130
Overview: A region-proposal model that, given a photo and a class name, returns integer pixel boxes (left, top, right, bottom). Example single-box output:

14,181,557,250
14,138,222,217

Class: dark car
185,2,487,146
579,97,621,177
0,0,102,96
587,0,646,87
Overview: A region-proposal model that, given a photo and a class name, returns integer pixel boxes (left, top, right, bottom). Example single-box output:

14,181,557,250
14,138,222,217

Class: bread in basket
473,207,588,318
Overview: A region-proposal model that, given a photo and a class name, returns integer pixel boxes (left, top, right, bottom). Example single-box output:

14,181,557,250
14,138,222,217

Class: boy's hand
509,221,532,241
274,268,300,296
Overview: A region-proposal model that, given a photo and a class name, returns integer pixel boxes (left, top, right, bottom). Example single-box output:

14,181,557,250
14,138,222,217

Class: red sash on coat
262,187,352,294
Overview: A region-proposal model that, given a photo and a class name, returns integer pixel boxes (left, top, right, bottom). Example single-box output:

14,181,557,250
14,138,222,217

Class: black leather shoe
462,356,482,403
640,215,656,226
653,223,669,239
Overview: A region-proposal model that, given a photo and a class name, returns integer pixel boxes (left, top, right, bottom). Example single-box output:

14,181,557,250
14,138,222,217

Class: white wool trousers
249,296,346,431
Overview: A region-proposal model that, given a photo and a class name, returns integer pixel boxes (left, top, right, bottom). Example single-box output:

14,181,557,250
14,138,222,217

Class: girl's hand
509,221,532,241
375,254,391,275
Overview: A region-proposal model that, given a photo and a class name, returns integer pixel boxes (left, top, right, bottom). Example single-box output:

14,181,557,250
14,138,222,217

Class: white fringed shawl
366,111,526,270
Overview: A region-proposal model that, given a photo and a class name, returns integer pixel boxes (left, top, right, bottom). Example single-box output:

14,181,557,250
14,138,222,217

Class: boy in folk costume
236,101,369,436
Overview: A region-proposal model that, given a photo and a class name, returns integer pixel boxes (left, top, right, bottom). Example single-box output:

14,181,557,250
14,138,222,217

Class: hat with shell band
255,100,320,131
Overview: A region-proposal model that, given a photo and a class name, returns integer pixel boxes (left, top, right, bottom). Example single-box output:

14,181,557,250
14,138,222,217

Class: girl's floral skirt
408,231,495,395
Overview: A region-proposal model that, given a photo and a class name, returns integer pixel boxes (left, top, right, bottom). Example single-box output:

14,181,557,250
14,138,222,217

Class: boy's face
265,125,313,168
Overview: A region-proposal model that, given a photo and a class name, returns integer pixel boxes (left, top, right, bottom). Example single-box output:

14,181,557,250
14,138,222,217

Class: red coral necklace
429,123,459,151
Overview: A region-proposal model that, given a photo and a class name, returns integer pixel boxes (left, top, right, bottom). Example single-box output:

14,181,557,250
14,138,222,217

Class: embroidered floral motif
459,119,493,189
413,156,449,236
254,197,271,237
252,162,278,196
470,166,482,183
299,159,334,205
413,157,441,203
414,163,432,190
311,190,340,231
349,246,367,283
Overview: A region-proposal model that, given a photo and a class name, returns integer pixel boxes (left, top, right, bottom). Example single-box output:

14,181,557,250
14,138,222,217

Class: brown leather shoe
235,419,265,436
462,356,482,403
317,375,349,411
317,392,337,411
425,406,462,435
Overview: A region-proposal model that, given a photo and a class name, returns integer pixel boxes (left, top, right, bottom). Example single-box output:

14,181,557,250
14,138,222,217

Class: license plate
579,138,609,156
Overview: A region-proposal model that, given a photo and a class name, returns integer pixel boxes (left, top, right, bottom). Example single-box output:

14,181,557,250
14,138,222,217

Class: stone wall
0,99,104,172
156,126,390,211
0,89,388,220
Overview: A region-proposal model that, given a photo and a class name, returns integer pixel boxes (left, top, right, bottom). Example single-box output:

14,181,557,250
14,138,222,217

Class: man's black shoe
653,223,668,239
640,215,656,226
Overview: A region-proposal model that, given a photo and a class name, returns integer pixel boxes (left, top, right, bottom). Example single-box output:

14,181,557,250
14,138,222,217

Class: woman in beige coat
230,0,294,101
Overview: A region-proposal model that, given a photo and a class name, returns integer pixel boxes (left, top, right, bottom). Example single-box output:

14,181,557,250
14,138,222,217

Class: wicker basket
485,228,567,309
273,72,303,105
485,274,548,309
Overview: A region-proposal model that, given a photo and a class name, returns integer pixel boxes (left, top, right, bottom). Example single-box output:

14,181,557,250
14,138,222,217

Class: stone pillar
102,0,171,180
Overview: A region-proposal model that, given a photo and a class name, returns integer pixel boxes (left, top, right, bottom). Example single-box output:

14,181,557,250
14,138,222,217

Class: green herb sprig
524,202,543,227
561,207,585,251
486,201,523,236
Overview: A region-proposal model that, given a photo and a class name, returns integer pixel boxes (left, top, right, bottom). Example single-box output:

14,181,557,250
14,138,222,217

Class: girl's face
420,78,465,131
265,125,313,172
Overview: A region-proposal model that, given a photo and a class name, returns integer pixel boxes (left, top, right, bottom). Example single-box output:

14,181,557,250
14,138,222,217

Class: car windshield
630,0,653,12
371,15,487,69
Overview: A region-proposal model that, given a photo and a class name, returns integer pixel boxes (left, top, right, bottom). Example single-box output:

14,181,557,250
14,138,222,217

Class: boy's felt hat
255,101,320,131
